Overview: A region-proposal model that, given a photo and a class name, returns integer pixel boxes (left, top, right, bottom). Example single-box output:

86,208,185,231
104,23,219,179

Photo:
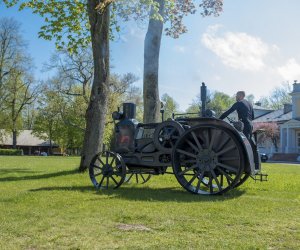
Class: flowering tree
253,122,280,152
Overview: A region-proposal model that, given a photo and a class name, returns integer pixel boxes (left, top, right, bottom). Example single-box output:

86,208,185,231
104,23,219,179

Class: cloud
201,25,275,71
173,45,186,53
277,58,300,81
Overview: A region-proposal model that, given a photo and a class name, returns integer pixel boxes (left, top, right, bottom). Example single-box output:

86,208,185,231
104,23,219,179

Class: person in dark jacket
219,91,254,140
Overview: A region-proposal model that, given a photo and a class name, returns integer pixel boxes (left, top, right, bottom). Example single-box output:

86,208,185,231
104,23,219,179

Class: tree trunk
12,129,17,149
143,0,165,123
79,1,110,172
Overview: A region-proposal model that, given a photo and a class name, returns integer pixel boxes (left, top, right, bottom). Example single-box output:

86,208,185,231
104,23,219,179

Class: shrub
0,149,23,155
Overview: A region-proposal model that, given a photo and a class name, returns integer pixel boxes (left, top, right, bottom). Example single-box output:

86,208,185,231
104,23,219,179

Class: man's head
236,91,245,101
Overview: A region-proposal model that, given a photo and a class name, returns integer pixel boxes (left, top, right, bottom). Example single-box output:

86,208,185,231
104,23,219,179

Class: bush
0,149,23,155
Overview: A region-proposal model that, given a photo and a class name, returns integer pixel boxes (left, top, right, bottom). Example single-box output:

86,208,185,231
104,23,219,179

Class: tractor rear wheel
172,125,244,195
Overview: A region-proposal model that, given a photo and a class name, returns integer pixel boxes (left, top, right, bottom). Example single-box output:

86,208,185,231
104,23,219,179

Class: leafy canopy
3,0,223,52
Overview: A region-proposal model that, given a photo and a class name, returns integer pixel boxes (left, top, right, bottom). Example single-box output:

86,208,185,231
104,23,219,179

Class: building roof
253,109,292,123
0,130,58,147
253,104,274,111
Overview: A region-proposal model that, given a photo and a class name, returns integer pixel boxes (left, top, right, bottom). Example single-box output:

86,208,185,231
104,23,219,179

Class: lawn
0,156,299,249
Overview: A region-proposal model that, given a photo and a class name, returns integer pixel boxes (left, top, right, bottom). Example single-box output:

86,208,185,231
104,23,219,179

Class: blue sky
1,0,300,111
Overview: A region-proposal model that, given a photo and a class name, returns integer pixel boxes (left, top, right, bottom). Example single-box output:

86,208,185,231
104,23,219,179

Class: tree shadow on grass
29,185,246,202
0,169,79,182
0,168,40,175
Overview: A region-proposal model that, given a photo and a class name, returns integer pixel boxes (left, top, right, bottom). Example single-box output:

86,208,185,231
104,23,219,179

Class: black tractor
89,83,267,195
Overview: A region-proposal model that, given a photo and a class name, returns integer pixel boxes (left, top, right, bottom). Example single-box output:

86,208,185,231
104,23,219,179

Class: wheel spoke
191,131,203,150
195,177,201,193
105,152,109,164
217,163,238,174
110,156,116,166
140,174,146,182
216,167,234,185
185,139,200,153
209,129,217,150
211,169,222,191
126,173,134,182
217,137,230,152
98,176,105,188
111,176,119,185
176,149,197,158
178,164,198,176
216,145,236,156
94,172,102,177
209,175,213,193
97,157,105,166
92,164,101,170
106,177,109,188
185,172,198,187
219,156,239,161
203,129,209,148
136,174,139,183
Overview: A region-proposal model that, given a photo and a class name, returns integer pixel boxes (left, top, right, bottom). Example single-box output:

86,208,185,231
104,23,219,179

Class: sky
1,0,300,111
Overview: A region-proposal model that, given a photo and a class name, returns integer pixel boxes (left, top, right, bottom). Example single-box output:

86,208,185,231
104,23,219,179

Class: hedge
0,149,23,155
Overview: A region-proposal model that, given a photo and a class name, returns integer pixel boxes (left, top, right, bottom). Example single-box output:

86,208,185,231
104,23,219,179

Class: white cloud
201,25,275,71
173,45,186,53
277,58,300,81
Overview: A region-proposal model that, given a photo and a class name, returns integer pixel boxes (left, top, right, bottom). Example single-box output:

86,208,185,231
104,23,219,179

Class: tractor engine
113,103,138,153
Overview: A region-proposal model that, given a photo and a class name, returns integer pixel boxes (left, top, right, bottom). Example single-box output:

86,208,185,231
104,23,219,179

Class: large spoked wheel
153,121,184,153
172,125,244,195
89,151,126,189
234,172,250,188
125,170,152,184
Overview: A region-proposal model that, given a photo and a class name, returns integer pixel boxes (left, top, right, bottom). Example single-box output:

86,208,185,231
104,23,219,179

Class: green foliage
161,93,179,119
0,148,23,155
259,82,292,109
3,1,223,52
186,91,235,117
0,157,299,249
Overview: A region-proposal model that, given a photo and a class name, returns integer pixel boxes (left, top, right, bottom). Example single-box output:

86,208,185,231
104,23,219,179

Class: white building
280,82,300,154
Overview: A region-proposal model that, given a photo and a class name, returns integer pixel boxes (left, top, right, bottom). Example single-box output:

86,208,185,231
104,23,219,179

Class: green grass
0,156,299,249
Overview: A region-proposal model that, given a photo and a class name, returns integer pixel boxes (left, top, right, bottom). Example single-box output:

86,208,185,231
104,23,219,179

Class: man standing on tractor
219,91,254,140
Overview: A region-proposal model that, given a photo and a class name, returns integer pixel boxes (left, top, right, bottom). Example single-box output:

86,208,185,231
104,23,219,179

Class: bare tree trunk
79,1,110,172
143,0,164,123
12,129,17,149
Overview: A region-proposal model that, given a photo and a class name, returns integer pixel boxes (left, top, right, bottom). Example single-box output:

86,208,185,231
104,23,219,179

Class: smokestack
290,80,300,119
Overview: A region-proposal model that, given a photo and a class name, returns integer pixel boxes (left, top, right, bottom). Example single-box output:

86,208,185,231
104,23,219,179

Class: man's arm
219,103,237,120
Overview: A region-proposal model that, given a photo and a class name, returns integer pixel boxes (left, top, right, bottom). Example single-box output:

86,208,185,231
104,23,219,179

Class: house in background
0,130,59,155
252,81,300,160
279,81,300,155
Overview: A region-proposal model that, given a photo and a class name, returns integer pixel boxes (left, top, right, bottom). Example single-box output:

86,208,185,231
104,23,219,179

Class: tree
161,93,179,119
0,17,40,148
143,0,223,122
253,122,279,152
3,0,165,171
0,18,26,110
185,90,234,117
258,82,292,109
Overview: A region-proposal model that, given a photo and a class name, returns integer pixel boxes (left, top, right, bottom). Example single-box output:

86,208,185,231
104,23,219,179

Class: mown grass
0,156,299,249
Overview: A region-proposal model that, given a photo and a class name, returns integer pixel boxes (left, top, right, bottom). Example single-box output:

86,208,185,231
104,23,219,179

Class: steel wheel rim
125,170,152,184
154,121,184,153
89,151,126,189
172,125,244,195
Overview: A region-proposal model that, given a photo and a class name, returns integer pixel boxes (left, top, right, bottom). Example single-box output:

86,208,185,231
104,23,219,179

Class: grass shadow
0,168,40,175
0,169,79,182
29,185,246,202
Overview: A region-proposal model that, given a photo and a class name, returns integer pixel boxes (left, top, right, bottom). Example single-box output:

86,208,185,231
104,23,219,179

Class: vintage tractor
89,83,267,195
